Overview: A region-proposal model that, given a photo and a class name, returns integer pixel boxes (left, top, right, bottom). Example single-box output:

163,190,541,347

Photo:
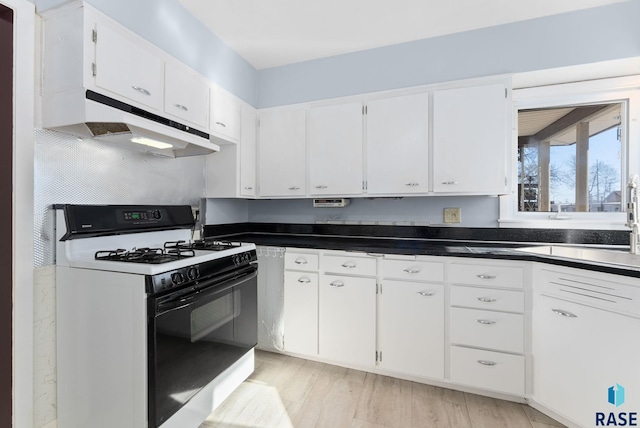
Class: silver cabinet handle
476,274,496,280
476,319,496,325
341,262,357,269
552,308,577,318
330,280,344,288
294,258,307,265
418,291,434,297
477,360,497,366
288,186,300,191
132,86,151,96
297,277,311,284
477,297,497,303
441,181,458,185
215,121,227,128
405,182,419,187
315,185,328,189
244,186,253,190
403,267,421,274
174,103,188,111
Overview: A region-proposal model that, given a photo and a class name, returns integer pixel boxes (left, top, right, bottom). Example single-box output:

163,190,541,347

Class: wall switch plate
444,207,461,223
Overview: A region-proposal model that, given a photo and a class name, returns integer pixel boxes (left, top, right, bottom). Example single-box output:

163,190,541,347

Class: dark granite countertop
203,223,640,279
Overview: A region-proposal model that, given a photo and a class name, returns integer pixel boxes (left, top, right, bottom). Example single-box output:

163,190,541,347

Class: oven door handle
156,269,257,315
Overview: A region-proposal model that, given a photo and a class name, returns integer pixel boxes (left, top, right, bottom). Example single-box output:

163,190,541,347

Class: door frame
2,0,35,426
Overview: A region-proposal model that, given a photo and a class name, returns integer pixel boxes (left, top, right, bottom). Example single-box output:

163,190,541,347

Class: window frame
499,76,640,230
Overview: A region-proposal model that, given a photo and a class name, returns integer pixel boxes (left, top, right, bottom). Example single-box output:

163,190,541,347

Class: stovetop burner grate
95,245,195,264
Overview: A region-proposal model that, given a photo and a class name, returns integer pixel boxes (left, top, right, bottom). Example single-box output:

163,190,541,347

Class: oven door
147,264,257,428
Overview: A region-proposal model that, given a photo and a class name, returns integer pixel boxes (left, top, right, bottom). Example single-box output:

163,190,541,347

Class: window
499,76,640,229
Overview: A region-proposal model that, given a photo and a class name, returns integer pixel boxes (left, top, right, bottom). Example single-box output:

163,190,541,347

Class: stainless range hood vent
42,90,220,158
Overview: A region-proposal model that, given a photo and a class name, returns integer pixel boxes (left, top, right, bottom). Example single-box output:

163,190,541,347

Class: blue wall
34,0,259,106
257,0,640,107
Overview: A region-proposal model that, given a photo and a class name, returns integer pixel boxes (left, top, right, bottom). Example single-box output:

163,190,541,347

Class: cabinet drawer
380,259,444,282
450,307,523,353
284,251,319,272
449,263,524,289
450,346,524,396
322,254,376,277
450,285,524,313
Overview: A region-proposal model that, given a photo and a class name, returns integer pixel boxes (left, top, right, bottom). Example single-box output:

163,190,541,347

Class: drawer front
539,268,640,317
380,259,444,282
284,251,319,272
449,263,524,289
322,254,376,277
450,346,525,396
450,307,524,353
450,285,524,313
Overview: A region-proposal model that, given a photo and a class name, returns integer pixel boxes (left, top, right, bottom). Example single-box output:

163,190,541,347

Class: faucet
627,174,640,254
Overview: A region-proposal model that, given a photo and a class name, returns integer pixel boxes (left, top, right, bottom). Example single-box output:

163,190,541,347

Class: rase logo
596,384,637,426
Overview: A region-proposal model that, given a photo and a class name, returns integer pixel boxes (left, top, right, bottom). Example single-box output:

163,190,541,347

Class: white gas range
55,204,258,428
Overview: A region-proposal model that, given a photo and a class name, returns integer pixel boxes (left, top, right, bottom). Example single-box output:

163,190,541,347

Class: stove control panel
123,209,163,222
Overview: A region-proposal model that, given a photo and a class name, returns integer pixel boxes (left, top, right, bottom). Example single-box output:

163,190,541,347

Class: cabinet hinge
505,88,507,99
91,63,97,77
362,180,367,191
380,351,382,362
92,29,97,43
375,351,379,362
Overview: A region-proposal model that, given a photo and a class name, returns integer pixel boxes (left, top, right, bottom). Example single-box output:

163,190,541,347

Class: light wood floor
200,350,565,428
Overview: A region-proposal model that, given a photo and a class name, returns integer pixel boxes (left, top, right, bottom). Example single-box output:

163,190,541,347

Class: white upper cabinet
433,83,509,194
308,102,364,195
210,85,242,144
239,106,257,197
164,60,209,128
258,108,307,197
94,18,164,111
366,93,429,195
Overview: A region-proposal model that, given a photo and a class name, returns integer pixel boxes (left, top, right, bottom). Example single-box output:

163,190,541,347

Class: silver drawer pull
405,182,419,187
552,308,578,318
476,274,496,280
288,186,300,191
477,297,497,303
341,262,357,269
244,186,253,190
315,185,328,189
215,121,227,128
297,277,311,284
403,268,421,274
476,319,496,325
131,86,151,96
174,103,188,111
330,280,344,288
477,360,497,366
418,291,434,297
294,258,307,265
442,181,458,185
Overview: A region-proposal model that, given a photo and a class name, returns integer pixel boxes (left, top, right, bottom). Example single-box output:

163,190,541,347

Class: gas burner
166,239,242,251
95,246,195,264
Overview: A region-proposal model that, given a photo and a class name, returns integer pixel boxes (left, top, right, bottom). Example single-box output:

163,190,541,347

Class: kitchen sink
516,245,640,268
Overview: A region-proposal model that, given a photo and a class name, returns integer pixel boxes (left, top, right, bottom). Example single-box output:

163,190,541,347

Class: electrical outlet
444,207,461,224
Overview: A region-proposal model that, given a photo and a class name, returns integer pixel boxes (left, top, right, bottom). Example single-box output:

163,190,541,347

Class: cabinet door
308,103,363,195
258,109,306,197
284,271,318,355
366,93,429,194
319,275,376,367
534,295,640,427
380,281,444,379
164,61,209,128
240,106,257,197
433,83,508,194
94,20,163,111
210,85,241,143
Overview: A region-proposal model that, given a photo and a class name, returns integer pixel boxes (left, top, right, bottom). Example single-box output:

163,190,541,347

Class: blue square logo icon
608,384,625,407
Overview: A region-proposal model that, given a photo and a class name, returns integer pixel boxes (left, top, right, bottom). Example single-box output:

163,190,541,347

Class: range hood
42,90,220,157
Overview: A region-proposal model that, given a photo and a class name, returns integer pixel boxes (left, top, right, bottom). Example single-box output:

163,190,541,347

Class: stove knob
171,272,184,284
187,267,199,280
152,210,162,220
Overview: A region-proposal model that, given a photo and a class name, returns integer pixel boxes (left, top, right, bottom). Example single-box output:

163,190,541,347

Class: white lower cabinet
318,274,376,368
379,280,444,379
533,269,640,428
283,271,318,355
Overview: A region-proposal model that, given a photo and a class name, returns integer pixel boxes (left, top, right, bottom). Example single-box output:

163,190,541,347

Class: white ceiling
178,0,626,70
